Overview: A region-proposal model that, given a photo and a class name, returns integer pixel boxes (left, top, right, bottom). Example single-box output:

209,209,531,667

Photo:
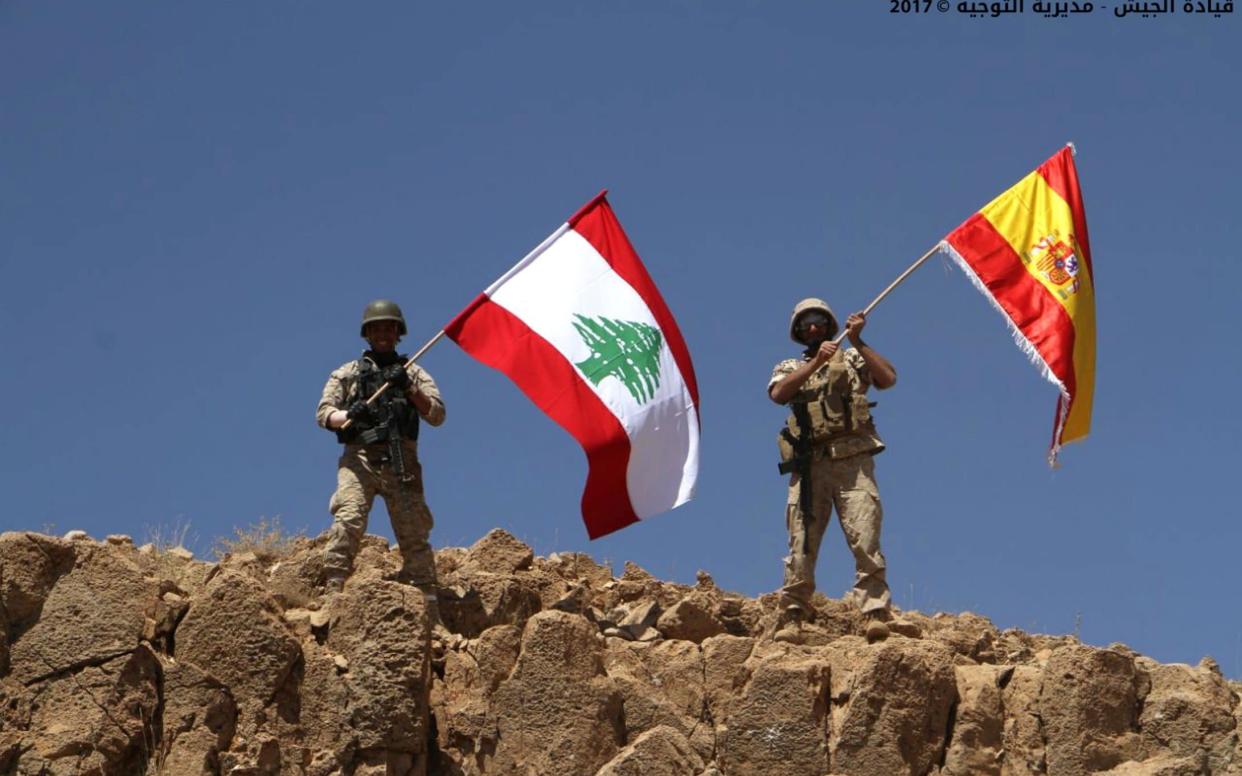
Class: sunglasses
797,313,832,331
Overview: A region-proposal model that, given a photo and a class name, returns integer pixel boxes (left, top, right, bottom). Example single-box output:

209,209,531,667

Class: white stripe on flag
488,228,698,517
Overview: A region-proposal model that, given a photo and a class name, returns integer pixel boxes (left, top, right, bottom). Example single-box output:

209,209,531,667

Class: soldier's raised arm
769,340,838,404
843,312,897,390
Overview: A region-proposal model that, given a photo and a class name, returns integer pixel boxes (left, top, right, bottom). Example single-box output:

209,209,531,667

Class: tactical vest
777,349,882,472
335,357,421,446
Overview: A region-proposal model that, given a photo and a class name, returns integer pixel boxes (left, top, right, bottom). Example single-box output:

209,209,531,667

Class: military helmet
360,299,408,337
788,298,839,344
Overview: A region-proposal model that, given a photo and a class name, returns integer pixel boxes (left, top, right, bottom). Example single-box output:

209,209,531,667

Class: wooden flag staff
339,330,447,431
830,244,942,345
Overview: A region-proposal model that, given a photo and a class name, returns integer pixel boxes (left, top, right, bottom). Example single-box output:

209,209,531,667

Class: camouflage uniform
317,357,445,585
769,348,891,615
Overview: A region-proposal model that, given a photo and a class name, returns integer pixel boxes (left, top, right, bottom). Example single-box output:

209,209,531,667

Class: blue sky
3,2,1239,677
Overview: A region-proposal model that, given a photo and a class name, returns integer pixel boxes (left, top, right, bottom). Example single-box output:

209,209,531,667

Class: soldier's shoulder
329,358,362,379
771,357,804,374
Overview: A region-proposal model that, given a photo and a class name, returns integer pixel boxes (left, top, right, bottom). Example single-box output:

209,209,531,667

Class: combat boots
322,573,346,596
772,605,808,644
864,611,890,643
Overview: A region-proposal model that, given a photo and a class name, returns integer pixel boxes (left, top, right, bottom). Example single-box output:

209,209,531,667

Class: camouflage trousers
322,441,437,586
781,452,891,615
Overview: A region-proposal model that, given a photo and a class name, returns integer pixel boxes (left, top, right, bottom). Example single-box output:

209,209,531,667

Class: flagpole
407,331,447,363
832,243,941,345
339,330,447,431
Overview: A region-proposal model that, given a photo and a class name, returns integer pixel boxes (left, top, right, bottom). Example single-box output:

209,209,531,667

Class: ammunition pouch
776,396,878,474
776,424,877,475
775,349,881,474
788,392,877,442
776,402,877,463
335,357,421,446
777,427,802,475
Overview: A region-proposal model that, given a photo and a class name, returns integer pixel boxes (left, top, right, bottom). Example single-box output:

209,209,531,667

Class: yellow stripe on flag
979,170,1096,444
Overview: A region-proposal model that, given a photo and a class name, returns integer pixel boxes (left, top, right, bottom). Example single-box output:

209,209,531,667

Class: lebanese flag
444,191,700,539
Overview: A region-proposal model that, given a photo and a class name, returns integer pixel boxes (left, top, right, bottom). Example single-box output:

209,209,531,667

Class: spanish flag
940,146,1095,466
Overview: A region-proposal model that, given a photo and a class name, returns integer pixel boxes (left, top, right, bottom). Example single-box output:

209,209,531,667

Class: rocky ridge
0,528,1238,775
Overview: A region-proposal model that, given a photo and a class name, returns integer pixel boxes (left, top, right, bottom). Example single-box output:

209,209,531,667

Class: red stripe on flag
947,213,1078,405
567,189,609,228
1037,148,1094,282
444,296,640,539
571,199,701,417
444,292,489,333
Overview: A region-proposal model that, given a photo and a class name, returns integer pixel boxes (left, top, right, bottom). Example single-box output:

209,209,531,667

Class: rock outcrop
1,527,1239,775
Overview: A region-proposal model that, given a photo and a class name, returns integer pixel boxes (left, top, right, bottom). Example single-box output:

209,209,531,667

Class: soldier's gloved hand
346,400,375,424
382,364,412,391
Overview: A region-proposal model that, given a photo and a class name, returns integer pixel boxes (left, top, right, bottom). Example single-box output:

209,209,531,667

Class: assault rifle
776,403,815,553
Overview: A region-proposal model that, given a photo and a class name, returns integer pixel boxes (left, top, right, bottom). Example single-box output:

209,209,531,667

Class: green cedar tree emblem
572,314,664,405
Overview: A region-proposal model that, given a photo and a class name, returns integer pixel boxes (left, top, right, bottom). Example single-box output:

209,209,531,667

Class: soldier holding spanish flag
768,299,900,644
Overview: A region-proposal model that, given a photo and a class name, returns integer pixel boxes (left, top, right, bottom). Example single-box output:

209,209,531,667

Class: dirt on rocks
1,528,1238,775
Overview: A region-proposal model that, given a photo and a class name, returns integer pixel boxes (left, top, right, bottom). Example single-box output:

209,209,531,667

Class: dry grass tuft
142,517,197,554
212,515,305,562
